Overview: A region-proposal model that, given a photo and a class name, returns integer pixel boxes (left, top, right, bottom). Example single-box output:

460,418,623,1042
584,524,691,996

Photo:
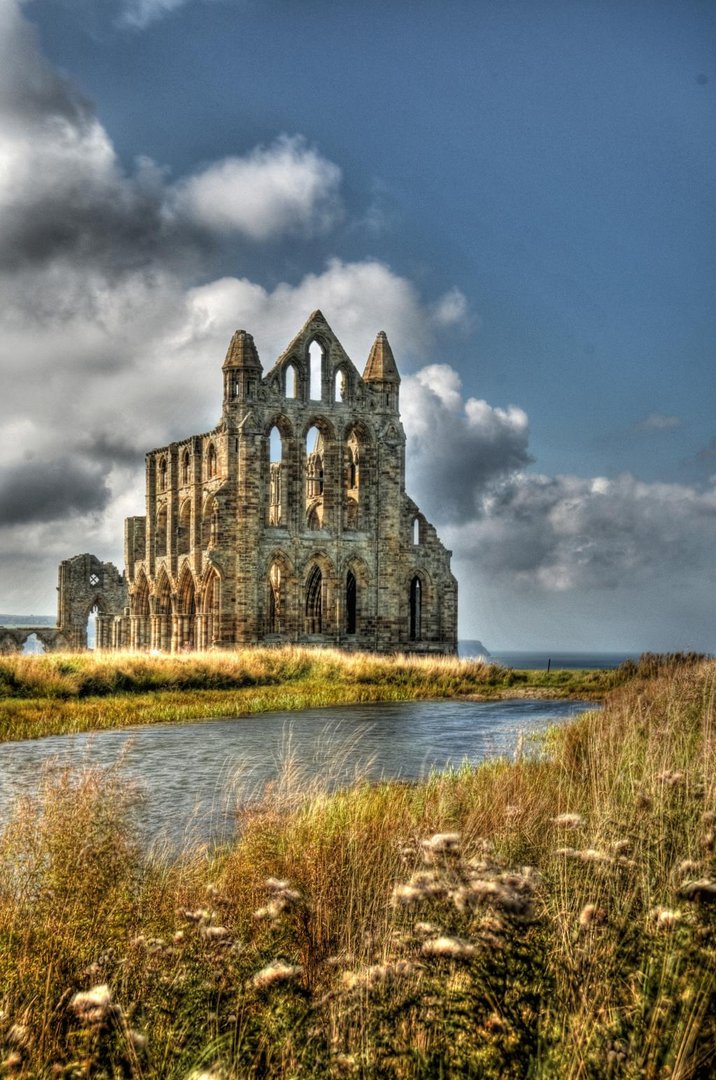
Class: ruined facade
54,311,458,654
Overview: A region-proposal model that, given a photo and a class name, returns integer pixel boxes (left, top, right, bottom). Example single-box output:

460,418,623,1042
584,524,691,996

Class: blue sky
0,0,714,649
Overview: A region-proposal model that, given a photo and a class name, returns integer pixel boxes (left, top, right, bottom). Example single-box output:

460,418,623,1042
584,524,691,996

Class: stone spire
223,330,262,410
363,331,400,385
223,329,262,370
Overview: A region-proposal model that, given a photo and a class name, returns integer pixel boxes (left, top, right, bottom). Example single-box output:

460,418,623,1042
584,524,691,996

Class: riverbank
0,654,713,1077
0,647,618,743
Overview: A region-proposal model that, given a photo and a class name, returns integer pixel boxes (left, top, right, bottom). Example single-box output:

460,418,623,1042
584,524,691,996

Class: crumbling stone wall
59,311,458,654
56,553,127,649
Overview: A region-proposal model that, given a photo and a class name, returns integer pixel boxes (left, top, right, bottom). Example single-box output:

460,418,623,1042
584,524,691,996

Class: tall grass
0,646,615,743
0,658,714,1076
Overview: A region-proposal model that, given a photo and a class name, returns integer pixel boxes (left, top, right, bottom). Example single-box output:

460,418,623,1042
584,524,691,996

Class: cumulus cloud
173,136,343,241
185,258,442,363
634,412,681,432
401,365,532,522
443,472,716,592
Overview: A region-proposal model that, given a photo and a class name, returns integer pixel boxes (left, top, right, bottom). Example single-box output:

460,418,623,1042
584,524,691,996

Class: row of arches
154,495,219,559
268,419,371,532
129,567,221,651
263,554,427,643
278,339,355,405
157,443,218,493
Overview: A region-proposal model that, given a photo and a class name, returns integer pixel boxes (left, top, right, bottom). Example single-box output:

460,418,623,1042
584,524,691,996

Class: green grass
0,646,617,743
0,654,714,1076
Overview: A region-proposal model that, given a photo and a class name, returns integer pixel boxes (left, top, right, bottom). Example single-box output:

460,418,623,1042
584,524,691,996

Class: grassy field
0,653,713,1077
0,647,619,743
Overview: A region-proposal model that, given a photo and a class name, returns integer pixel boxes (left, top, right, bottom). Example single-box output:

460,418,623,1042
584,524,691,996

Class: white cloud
117,0,193,29
430,287,471,329
634,412,681,432
185,258,437,362
172,136,344,241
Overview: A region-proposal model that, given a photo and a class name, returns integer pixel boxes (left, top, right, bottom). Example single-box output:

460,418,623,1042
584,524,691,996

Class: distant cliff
458,639,491,658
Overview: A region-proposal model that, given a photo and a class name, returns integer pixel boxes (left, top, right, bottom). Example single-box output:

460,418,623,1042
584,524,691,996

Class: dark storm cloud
0,458,111,525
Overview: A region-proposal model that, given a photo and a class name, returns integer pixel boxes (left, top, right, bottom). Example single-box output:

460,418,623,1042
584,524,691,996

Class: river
0,698,595,848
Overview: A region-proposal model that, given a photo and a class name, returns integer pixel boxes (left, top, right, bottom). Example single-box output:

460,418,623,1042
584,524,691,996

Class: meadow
0,653,713,1077
0,647,617,743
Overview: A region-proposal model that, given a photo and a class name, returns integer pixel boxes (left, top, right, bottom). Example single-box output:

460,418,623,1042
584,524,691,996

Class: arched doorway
21,632,46,656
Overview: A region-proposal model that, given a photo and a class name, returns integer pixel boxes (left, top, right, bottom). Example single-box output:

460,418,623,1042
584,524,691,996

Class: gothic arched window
305,564,323,634
409,575,422,642
346,570,357,635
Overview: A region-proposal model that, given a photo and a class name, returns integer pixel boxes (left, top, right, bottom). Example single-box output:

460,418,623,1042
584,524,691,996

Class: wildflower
611,839,632,856
466,869,536,917
654,907,682,929
265,877,292,892
678,878,716,903
420,832,461,862
129,1030,147,1053
200,925,230,942
180,908,211,924
577,848,614,865
579,903,606,929
69,984,113,1026
6,1025,30,1049
413,921,440,936
657,769,684,786
341,960,417,990
252,960,303,990
422,935,476,960
553,812,585,829
391,871,448,906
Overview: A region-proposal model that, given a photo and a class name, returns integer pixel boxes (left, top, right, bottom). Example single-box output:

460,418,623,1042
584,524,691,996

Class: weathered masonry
55,311,458,654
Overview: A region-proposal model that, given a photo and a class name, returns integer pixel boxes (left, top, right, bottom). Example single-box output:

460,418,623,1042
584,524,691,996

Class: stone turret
363,330,400,410
223,329,263,410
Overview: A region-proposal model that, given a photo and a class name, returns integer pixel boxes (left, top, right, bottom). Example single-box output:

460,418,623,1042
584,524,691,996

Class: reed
0,656,714,1076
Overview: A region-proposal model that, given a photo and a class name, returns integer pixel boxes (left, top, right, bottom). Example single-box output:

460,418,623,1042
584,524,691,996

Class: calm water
0,698,594,848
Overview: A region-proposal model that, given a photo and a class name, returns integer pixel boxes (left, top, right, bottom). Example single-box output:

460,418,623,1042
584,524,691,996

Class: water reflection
0,698,594,847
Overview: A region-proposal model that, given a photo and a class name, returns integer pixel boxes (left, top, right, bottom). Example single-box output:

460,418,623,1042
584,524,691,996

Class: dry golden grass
0,656,713,1076
0,645,614,743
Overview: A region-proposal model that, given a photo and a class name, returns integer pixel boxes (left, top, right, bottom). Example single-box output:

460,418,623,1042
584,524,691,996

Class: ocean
458,641,641,670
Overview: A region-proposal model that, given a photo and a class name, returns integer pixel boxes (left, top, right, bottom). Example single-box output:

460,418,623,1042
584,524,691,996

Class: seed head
579,903,606,929
252,960,303,990
553,813,585,829
422,935,476,960
70,984,113,1025
654,907,682,929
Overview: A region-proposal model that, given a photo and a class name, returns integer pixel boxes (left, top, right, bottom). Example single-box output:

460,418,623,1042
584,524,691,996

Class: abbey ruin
39,311,458,654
